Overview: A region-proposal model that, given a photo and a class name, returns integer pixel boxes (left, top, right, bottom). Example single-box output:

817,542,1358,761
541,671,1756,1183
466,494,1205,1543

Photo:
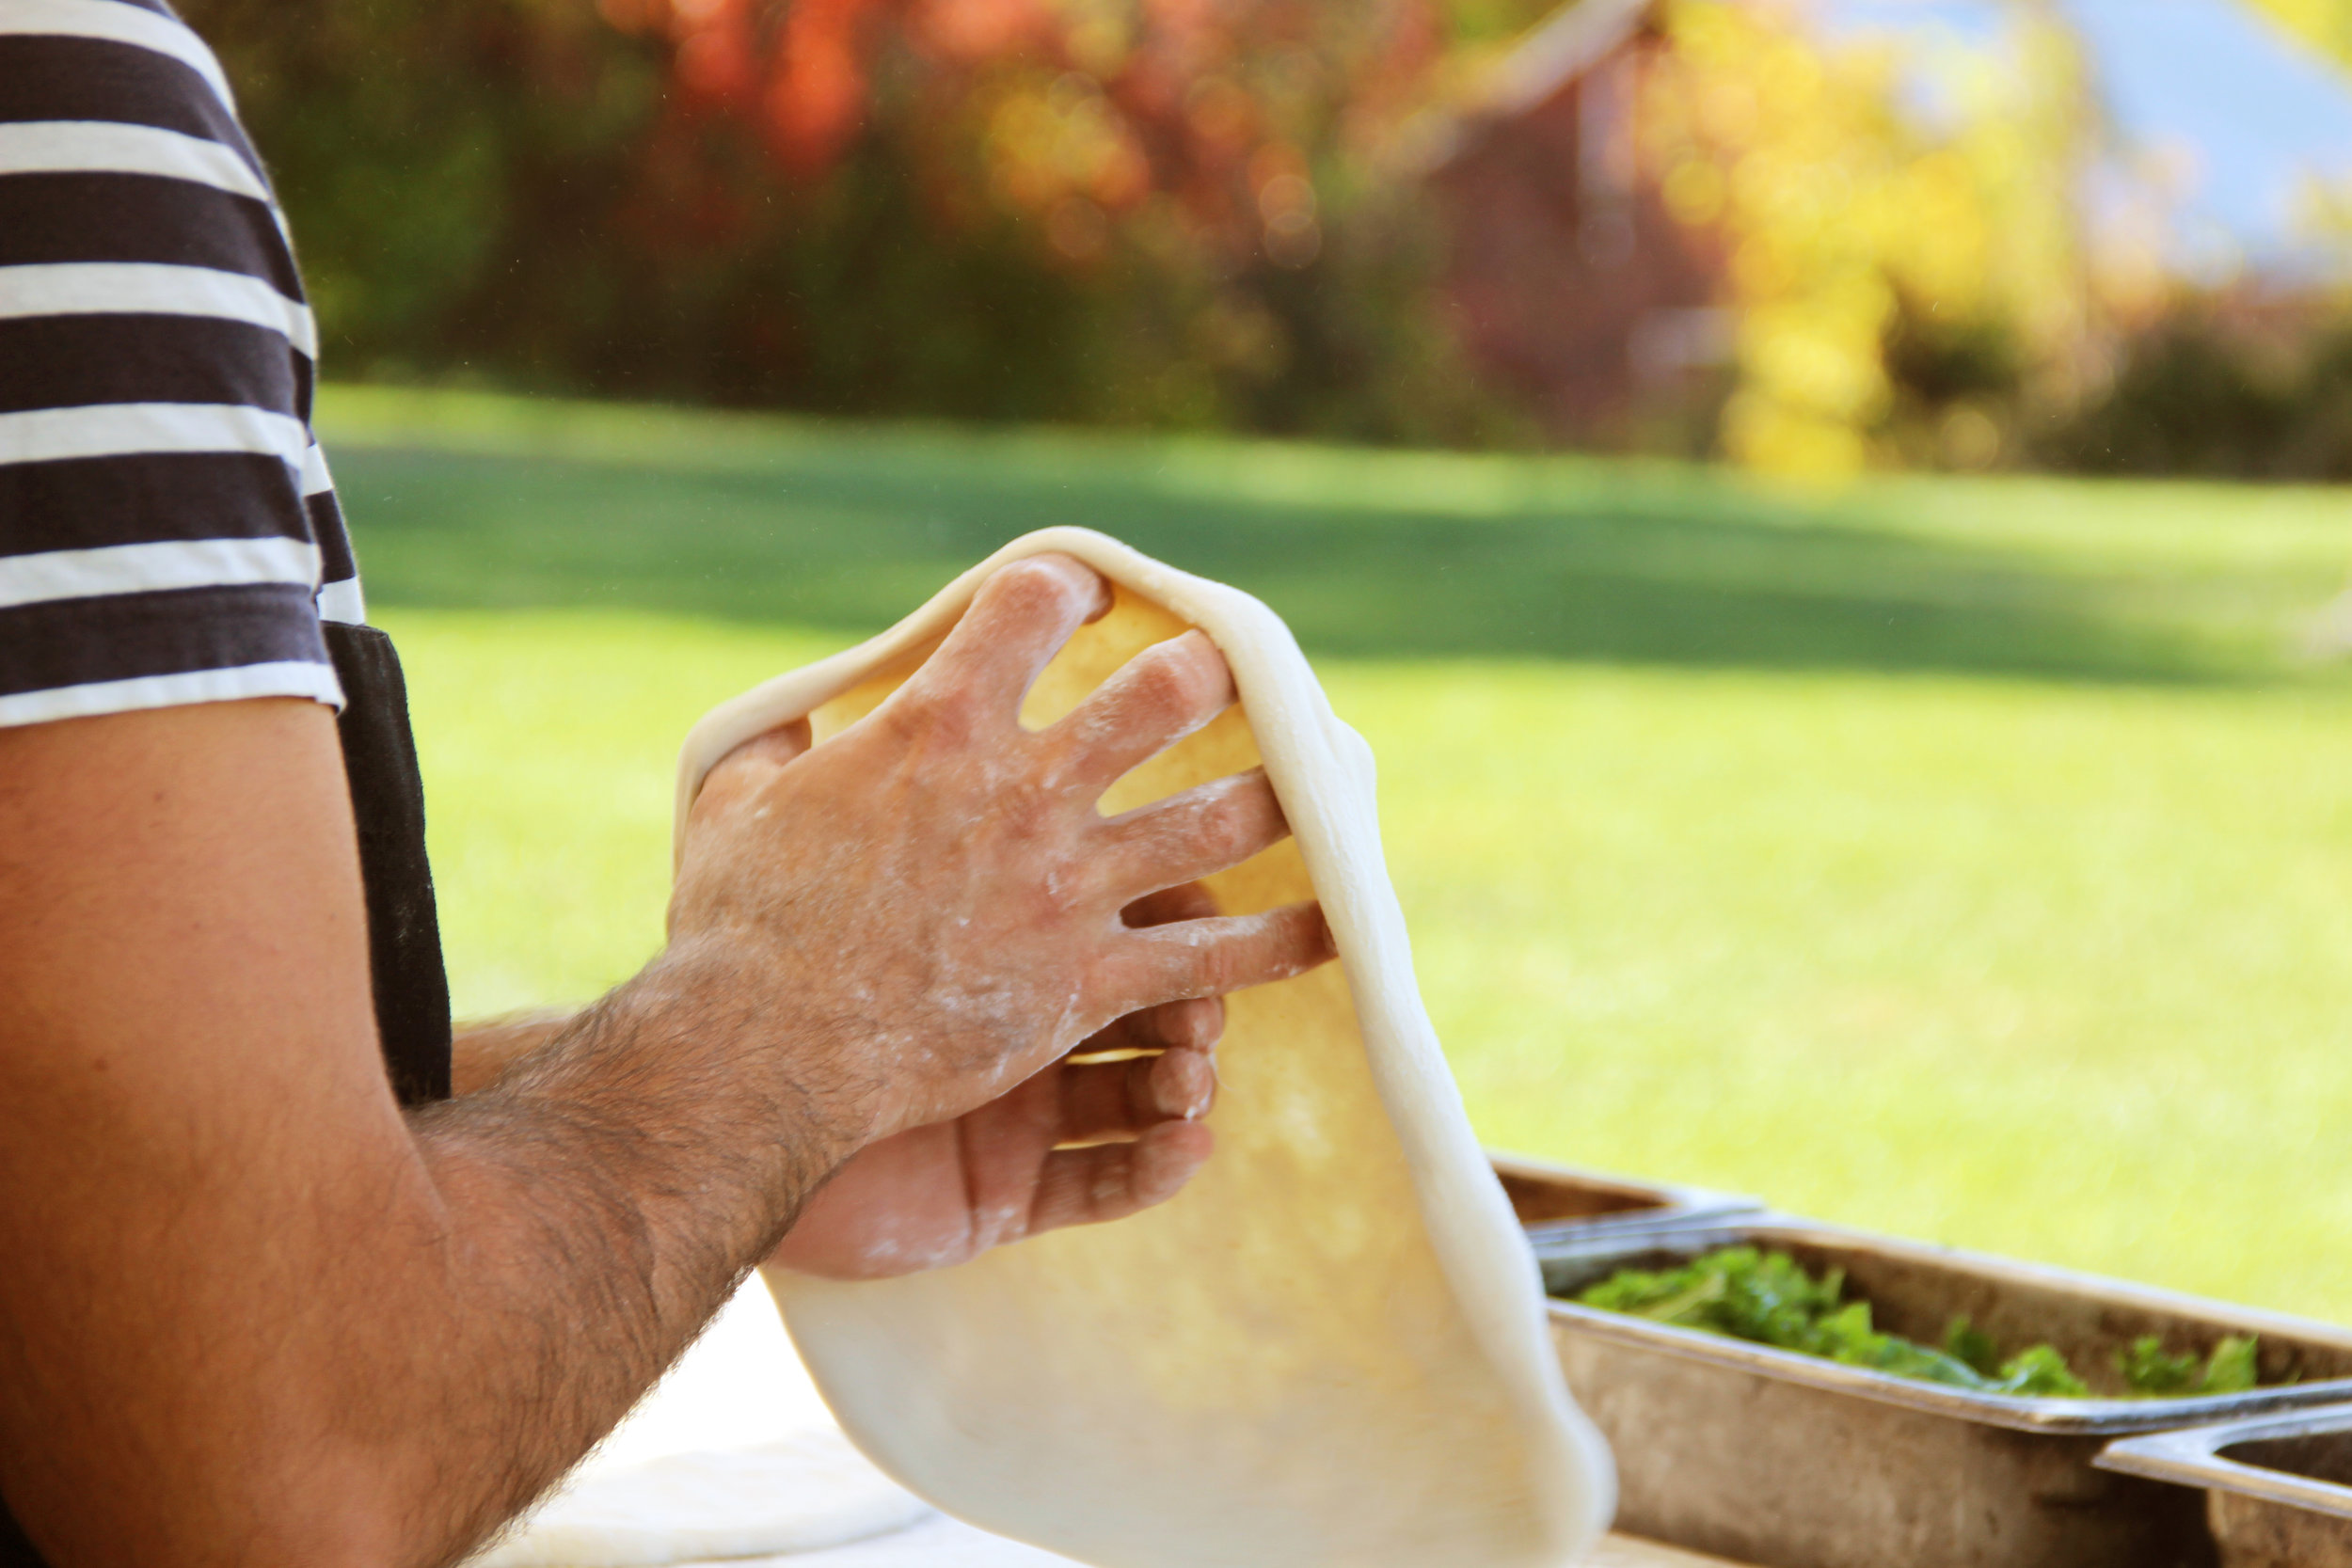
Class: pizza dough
471,1430,932,1566
672,528,1614,1568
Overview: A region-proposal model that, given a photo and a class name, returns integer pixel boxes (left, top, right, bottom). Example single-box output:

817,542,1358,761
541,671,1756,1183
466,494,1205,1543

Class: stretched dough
673,529,1613,1568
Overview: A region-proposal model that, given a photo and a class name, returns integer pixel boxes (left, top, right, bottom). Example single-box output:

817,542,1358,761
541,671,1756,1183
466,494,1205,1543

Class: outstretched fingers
1104,900,1335,1015
1097,768,1289,904
1043,631,1235,796
895,554,1113,729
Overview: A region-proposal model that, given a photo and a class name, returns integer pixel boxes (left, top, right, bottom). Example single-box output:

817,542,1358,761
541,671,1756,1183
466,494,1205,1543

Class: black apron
0,626,452,1563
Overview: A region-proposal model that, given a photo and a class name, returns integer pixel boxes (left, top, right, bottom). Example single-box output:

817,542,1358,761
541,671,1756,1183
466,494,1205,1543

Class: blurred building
1424,0,2352,455
1422,0,1733,445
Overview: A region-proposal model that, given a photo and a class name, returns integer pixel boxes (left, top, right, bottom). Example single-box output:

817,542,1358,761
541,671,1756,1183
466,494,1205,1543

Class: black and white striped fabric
0,0,361,730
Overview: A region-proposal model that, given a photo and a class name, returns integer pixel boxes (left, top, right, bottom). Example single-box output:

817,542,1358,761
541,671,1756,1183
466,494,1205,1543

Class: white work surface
524,1279,1742,1568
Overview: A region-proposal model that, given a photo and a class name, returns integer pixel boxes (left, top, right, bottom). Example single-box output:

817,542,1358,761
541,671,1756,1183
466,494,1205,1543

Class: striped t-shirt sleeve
0,0,366,729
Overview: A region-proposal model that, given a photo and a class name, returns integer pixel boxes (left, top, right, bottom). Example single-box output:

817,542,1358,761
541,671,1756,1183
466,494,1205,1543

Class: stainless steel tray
1486,1148,1756,1244
1538,1219,2352,1568
2101,1405,2352,1565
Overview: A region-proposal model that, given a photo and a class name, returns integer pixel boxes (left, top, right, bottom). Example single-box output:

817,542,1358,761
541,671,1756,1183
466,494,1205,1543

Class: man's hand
455,892,1238,1284
669,553,1331,1154
453,562,1327,1288
769,884,1229,1279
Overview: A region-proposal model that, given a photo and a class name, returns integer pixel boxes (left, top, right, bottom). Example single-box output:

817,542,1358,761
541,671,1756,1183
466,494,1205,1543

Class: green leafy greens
1571,1247,2263,1401
2117,1330,2261,1397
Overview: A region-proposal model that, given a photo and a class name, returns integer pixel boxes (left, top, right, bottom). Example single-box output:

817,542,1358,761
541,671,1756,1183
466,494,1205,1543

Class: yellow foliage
2245,0,2352,69
1643,0,2091,477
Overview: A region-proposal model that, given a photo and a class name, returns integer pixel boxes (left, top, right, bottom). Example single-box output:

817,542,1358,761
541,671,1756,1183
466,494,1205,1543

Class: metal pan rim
2098,1403,2352,1521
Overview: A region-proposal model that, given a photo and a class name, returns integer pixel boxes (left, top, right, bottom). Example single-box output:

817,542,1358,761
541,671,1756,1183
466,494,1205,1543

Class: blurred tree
182,0,1507,442
180,0,668,374
2018,0,2352,480
206,0,2311,470
1631,0,2092,476
596,0,1510,437
2038,299,2352,480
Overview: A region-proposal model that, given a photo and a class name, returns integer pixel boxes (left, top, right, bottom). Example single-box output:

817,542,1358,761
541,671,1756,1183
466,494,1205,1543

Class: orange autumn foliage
605,0,1444,269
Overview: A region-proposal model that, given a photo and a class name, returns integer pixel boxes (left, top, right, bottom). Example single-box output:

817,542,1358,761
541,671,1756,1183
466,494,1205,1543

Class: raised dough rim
672,526,1613,1562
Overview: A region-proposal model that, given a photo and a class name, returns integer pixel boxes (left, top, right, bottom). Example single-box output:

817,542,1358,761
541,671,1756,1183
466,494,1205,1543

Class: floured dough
471,1430,932,1567
673,528,1613,1568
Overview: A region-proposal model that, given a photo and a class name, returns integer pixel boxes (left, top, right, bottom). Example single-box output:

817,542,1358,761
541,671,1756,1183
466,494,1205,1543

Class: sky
1813,0,2352,270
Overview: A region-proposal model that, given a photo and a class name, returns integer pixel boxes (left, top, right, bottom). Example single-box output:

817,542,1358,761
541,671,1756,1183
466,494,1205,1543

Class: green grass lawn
325,385,2352,1323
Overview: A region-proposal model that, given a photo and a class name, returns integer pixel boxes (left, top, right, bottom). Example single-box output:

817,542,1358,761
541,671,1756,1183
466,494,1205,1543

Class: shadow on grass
333,440,2253,683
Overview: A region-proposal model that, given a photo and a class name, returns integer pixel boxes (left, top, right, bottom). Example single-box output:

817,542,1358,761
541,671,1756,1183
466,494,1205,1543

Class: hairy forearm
450,1008,577,1097
355,946,864,1564
8,961,858,1568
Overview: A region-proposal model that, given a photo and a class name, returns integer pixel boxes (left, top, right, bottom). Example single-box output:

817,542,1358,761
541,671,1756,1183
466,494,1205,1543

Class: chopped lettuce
2118,1332,2262,1397
1571,1246,2262,1401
